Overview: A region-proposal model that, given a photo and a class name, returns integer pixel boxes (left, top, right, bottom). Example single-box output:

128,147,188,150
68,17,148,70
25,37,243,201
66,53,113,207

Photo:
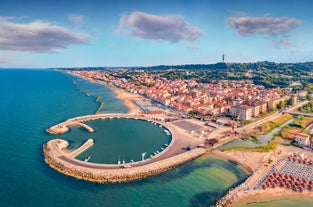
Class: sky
0,0,313,68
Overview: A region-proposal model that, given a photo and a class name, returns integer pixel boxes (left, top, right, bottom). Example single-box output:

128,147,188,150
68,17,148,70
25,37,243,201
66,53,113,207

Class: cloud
68,13,85,25
227,16,300,47
118,12,202,43
0,18,89,53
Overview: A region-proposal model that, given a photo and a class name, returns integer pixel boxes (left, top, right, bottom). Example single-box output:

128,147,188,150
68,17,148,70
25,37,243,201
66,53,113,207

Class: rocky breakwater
43,139,207,183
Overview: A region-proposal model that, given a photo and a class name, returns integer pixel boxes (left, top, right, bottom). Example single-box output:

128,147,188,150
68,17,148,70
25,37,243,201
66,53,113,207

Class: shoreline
64,71,141,115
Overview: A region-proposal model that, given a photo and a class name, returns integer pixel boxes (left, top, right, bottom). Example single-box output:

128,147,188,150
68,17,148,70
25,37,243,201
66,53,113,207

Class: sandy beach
215,145,313,207
65,71,142,115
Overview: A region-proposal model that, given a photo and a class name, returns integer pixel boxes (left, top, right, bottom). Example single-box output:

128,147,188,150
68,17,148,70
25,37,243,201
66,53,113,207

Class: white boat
156,150,160,154
164,144,168,147
164,130,170,135
84,156,91,162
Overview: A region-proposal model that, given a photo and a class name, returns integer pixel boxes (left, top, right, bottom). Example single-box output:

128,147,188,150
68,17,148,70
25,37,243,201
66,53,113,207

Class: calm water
68,118,172,163
0,69,247,207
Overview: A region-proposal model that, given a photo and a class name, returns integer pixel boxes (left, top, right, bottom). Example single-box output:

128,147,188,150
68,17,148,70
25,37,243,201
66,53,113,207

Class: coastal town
44,68,313,206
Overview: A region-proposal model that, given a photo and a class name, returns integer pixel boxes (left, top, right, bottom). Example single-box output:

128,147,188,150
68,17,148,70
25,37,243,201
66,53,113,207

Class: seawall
43,139,206,183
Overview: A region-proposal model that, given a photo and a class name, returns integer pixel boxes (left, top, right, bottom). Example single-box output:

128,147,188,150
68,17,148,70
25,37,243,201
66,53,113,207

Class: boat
156,150,160,154
161,147,164,150
164,144,168,147
159,125,162,128
163,129,170,135
130,160,134,162
84,156,91,162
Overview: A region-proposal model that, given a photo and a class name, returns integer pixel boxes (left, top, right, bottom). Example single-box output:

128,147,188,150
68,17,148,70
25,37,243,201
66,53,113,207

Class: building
251,104,260,117
295,133,310,146
230,105,253,121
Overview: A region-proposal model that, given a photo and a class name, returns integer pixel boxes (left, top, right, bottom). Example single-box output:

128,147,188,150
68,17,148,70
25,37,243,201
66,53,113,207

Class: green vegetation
299,101,313,113
221,140,277,152
140,61,313,89
251,135,259,143
278,116,313,139
260,114,293,134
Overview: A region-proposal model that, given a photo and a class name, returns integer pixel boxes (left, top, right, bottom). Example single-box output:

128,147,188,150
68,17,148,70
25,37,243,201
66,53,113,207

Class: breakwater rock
43,139,206,183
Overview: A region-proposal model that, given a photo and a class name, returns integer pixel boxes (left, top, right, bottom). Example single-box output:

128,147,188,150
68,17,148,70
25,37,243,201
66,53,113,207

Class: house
295,133,310,146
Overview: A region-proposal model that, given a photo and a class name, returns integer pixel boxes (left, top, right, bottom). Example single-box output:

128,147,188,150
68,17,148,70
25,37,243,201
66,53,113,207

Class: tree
287,96,295,106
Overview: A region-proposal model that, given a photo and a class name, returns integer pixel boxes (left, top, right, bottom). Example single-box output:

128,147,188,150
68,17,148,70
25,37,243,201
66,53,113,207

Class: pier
76,123,94,133
67,139,94,158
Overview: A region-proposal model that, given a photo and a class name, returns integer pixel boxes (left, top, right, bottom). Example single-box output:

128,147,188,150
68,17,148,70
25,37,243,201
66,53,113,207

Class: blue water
0,69,247,207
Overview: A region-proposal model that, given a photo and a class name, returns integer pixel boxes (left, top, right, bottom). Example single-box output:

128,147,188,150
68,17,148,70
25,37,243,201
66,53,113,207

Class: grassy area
221,140,277,152
298,101,313,113
279,116,313,139
259,114,293,134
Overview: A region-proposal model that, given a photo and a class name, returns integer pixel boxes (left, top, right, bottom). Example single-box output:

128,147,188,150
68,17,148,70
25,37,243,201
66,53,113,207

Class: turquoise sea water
69,118,172,163
0,69,247,207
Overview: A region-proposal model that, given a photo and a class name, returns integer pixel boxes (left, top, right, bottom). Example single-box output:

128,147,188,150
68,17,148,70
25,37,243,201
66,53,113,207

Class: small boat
164,144,168,147
156,150,160,154
159,125,162,128
84,156,91,162
163,130,170,135
130,160,134,162
161,147,164,150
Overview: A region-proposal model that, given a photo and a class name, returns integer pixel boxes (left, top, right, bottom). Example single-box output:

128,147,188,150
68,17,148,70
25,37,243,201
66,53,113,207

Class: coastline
64,70,141,115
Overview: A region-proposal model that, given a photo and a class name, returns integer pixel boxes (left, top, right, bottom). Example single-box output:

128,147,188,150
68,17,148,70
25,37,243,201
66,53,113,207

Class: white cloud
227,15,300,47
0,18,89,53
118,11,202,43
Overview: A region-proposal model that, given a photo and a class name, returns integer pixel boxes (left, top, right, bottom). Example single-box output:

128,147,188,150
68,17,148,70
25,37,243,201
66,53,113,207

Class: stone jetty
43,139,206,183
44,113,205,183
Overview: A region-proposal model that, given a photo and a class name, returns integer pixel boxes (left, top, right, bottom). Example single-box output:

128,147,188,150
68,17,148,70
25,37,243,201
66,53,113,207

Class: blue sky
0,0,312,68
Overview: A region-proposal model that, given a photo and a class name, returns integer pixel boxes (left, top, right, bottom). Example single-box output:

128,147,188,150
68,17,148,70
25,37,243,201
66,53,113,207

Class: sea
0,69,262,207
